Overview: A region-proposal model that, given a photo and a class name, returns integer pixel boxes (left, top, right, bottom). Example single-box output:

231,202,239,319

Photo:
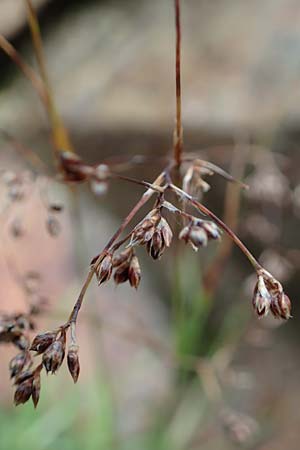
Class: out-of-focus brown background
0,1,299,450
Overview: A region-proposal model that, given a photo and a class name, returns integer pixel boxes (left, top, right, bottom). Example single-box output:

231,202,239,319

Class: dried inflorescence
59,151,110,195
179,219,221,251
0,0,293,411
252,269,291,320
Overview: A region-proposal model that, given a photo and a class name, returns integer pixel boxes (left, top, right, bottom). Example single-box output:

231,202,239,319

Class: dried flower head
128,255,141,289
67,345,80,383
253,270,292,320
30,331,57,354
95,255,113,285
179,219,220,251
32,372,41,408
9,352,30,378
146,217,173,260
182,164,212,198
14,377,33,406
252,276,271,317
130,210,161,246
42,332,66,374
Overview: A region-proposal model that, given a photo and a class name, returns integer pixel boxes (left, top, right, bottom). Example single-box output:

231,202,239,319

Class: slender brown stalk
25,0,74,156
0,35,46,101
173,0,183,167
203,144,249,294
67,172,166,324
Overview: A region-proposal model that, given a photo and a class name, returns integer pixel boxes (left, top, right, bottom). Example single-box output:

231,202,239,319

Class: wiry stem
0,35,46,101
67,172,166,325
173,0,183,167
25,0,74,157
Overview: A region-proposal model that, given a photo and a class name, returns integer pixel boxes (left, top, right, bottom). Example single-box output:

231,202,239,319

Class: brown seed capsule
9,352,29,378
254,269,292,320
179,220,220,251
30,331,57,354
32,373,41,408
96,255,113,285
14,377,33,406
252,276,271,317
130,211,161,246
128,256,141,289
160,217,173,248
113,261,130,284
13,335,30,351
270,293,292,320
42,333,66,374
67,345,80,383
112,248,133,268
147,230,164,260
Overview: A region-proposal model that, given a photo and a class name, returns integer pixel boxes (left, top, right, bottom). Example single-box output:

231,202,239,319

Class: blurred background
0,0,299,449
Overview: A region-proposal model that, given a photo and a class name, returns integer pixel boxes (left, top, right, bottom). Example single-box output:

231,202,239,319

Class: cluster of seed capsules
9,328,79,407
94,206,222,290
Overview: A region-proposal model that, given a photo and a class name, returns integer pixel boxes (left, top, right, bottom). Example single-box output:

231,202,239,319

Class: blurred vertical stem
25,0,74,159
173,0,183,168
203,139,249,296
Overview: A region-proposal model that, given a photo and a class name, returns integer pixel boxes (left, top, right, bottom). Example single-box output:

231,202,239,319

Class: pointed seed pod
9,352,29,378
270,293,291,320
30,331,57,354
32,372,41,408
96,255,113,285
67,345,80,383
114,261,130,284
252,276,271,317
128,256,141,289
42,332,66,374
14,377,33,406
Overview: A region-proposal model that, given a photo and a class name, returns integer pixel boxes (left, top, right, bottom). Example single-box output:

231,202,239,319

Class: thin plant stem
0,35,46,101
173,0,183,167
66,172,166,325
25,0,74,157
203,143,249,295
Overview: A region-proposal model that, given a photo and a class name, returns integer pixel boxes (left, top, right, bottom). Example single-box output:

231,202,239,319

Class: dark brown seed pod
9,352,30,378
30,331,57,354
32,372,41,408
112,248,133,268
113,261,130,285
14,377,33,406
13,335,30,351
96,255,113,285
67,345,80,383
42,332,66,374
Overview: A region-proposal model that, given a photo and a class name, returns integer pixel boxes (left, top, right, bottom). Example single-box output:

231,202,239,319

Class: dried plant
0,0,292,410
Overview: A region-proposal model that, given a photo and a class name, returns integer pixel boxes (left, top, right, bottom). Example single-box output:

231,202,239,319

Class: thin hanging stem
25,0,74,157
173,0,183,167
